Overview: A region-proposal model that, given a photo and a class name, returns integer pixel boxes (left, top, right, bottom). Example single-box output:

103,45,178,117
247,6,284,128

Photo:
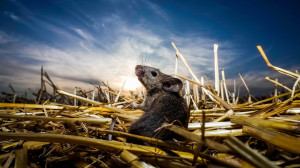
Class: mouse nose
135,65,142,70
135,65,144,76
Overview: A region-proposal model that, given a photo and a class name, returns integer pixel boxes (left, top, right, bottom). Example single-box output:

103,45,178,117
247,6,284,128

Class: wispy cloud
0,1,243,96
73,28,94,42
0,31,16,44
143,1,169,20
4,11,21,21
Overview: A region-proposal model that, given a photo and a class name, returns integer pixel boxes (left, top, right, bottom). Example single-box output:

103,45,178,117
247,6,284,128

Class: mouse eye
151,71,157,77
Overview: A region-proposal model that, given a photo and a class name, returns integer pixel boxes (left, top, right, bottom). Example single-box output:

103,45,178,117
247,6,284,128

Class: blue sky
1,0,300,96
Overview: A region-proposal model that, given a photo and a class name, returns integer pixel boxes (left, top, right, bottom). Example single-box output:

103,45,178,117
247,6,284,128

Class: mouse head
135,65,183,93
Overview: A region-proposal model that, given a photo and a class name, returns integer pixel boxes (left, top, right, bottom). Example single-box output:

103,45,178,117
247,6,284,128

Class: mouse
128,65,187,144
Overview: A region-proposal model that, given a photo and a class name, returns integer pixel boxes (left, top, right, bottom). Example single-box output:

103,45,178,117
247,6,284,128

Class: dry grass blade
251,89,300,105
213,109,235,122
250,103,278,117
260,93,300,119
238,73,251,102
291,76,300,97
171,42,200,83
163,125,243,168
193,129,244,137
0,113,112,124
225,136,279,168
115,80,126,103
14,147,28,168
0,102,64,109
0,132,198,160
161,124,243,167
87,127,188,152
222,70,230,104
171,42,226,110
163,124,231,153
120,150,155,168
231,116,299,132
257,45,300,79
113,113,139,122
188,121,235,130
3,152,15,168
265,77,292,92
174,74,232,110
242,124,300,155
106,90,131,101
193,102,206,166
214,44,220,94
57,90,128,113
141,156,194,168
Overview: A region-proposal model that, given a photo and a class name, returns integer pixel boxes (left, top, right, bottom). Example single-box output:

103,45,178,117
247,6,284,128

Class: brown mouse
128,65,187,143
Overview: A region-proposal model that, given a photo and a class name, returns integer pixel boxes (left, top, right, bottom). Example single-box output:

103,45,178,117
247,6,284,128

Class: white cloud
4,11,21,21
144,1,169,20
79,42,93,53
0,31,16,44
74,28,94,42
0,13,239,97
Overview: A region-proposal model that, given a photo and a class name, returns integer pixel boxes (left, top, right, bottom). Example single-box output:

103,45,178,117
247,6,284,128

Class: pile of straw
0,44,299,168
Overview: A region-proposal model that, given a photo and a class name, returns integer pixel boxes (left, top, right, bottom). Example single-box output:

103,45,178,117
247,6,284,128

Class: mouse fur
128,65,187,143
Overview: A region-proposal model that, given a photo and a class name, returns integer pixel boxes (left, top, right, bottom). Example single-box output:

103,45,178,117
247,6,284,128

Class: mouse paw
131,102,141,109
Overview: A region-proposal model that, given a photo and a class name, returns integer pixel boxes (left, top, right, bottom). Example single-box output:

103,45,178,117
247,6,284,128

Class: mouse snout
135,65,144,77
135,65,143,70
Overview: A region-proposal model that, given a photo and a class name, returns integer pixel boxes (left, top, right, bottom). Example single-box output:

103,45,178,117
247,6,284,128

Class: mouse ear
163,78,183,93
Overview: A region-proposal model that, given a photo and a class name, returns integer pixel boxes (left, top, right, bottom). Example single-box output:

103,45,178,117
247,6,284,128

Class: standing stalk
214,44,220,95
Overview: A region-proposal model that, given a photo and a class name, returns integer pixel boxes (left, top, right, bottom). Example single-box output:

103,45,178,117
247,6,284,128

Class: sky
1,0,300,97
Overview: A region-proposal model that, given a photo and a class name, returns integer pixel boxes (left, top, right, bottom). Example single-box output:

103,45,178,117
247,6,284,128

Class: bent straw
174,74,231,110
265,77,292,92
171,42,232,110
239,73,252,103
238,73,250,96
291,76,300,97
57,90,128,113
257,46,300,79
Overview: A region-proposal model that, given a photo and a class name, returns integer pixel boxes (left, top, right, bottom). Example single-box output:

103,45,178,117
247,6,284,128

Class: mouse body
128,65,187,143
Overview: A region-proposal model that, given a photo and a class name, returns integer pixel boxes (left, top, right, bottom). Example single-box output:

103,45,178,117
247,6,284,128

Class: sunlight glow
124,77,142,91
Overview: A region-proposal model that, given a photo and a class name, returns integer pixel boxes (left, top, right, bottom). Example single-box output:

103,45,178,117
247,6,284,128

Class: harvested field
0,44,299,168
